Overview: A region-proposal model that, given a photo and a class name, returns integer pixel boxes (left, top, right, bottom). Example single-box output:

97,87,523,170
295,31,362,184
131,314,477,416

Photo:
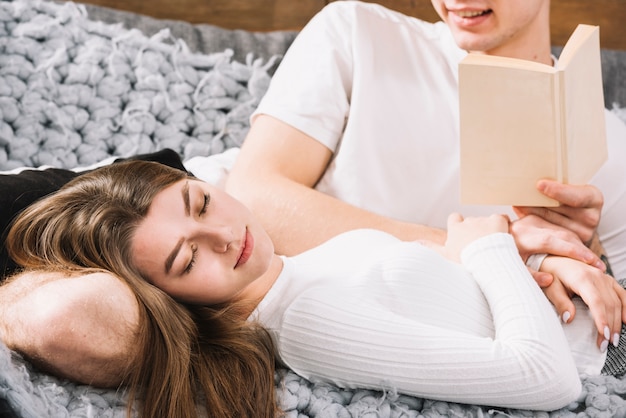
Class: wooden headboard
74,0,626,51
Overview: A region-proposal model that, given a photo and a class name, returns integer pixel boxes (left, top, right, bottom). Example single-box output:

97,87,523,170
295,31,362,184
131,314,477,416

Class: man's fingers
514,205,597,244
511,220,605,271
514,180,603,247
543,239,604,270
536,179,603,209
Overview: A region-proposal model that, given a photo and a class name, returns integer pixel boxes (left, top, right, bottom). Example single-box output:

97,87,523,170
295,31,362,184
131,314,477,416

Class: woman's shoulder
318,229,401,251
287,229,399,279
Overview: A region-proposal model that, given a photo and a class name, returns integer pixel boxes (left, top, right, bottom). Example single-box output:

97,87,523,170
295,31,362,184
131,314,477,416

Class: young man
225,1,626,343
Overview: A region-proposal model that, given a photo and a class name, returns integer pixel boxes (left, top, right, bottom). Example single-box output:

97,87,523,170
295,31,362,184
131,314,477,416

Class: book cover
459,24,607,207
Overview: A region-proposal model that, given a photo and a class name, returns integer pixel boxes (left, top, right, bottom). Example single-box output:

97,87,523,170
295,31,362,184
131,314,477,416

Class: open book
459,24,607,207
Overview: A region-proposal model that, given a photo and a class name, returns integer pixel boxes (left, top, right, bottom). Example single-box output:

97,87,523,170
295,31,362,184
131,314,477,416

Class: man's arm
0,270,139,388
226,114,446,255
227,115,623,334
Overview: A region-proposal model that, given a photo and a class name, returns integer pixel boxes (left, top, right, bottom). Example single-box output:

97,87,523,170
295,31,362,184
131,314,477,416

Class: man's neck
474,11,552,65
483,42,553,66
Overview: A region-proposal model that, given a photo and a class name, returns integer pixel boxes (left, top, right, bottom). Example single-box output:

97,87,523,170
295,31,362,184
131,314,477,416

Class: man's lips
235,229,253,268
452,9,491,18
447,8,492,27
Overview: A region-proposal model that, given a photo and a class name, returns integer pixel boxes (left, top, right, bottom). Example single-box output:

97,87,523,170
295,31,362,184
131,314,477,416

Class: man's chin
453,34,497,54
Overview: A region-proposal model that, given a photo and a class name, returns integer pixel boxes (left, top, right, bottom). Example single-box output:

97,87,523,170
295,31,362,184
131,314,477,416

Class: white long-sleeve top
253,229,606,411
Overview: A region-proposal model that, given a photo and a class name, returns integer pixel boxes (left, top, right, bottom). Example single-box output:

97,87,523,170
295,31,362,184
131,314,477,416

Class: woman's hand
541,255,626,351
442,213,510,262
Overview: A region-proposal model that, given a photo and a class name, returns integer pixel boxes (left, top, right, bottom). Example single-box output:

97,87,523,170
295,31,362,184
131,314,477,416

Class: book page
559,25,607,183
459,58,561,206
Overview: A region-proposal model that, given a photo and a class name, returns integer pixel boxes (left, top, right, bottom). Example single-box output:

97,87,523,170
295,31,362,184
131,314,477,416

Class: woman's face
131,179,275,305
430,0,550,59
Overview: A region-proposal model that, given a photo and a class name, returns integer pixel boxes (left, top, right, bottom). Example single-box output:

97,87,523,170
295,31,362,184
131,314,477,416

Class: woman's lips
235,229,253,268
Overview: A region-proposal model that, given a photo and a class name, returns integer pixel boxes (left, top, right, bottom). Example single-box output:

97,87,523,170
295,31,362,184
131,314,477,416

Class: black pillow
0,148,187,279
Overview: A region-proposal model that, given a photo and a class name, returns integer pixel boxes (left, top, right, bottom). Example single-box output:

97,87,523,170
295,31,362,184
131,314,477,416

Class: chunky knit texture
2,0,626,417
0,0,275,170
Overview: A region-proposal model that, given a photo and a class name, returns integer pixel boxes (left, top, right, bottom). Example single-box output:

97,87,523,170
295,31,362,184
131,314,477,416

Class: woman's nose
197,224,234,253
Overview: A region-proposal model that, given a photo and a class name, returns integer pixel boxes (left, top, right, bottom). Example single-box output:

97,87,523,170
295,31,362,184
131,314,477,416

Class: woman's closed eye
181,192,209,275
199,193,210,216
184,243,198,274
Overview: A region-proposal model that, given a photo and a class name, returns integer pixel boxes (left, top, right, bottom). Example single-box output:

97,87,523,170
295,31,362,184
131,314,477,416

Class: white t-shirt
253,1,626,278
253,229,602,410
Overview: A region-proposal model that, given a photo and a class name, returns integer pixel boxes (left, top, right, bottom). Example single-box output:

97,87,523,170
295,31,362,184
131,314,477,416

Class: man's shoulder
317,1,447,36
312,1,459,61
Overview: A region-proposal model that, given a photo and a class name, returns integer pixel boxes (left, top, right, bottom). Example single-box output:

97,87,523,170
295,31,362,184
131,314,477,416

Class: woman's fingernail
562,311,571,323
604,326,611,340
601,339,609,353
613,333,620,347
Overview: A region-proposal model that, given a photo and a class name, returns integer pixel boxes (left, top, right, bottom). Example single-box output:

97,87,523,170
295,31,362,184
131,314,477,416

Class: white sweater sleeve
277,233,581,411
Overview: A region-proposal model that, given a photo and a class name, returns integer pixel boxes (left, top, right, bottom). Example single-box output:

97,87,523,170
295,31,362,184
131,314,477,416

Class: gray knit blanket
2,0,626,417
0,0,276,170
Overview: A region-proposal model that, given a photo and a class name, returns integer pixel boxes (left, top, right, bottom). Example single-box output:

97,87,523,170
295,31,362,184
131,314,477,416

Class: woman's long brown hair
7,161,279,418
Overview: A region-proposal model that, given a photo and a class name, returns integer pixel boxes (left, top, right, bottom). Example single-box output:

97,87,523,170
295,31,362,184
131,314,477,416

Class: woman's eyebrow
182,181,191,216
164,182,192,274
165,237,184,274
